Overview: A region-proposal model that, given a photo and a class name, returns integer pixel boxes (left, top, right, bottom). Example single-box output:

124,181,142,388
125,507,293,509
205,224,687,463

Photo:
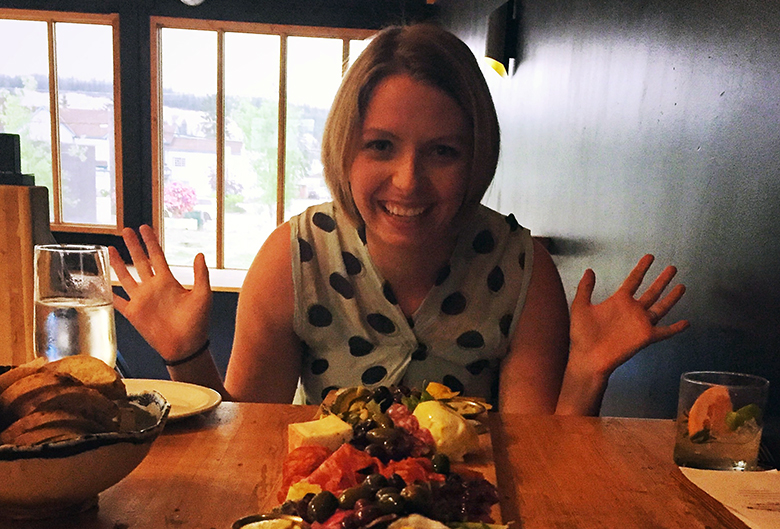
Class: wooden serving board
452,417,502,524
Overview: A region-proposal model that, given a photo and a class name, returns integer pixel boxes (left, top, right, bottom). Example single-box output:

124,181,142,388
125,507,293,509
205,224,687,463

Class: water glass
673,371,769,470
33,244,117,368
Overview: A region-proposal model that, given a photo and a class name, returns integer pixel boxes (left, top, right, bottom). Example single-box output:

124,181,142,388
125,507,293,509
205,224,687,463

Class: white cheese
287,413,353,452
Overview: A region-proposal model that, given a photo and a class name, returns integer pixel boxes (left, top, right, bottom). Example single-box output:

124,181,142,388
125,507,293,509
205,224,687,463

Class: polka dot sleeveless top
290,202,534,406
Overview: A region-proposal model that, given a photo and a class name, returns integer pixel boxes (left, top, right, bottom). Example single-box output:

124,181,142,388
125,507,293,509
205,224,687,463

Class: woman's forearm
554,351,612,416
166,347,231,401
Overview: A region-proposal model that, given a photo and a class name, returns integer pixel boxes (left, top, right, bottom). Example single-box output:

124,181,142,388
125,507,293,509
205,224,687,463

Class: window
150,18,373,270
0,9,123,234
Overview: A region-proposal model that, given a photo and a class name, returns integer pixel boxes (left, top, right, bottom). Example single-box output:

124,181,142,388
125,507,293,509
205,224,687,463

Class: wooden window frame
149,16,373,269
0,8,124,235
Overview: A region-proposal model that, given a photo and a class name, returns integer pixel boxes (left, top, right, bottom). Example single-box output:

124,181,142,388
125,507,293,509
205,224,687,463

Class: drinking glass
673,371,769,470
33,244,117,367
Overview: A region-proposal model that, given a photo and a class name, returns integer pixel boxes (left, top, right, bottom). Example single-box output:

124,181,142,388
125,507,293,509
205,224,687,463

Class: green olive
366,427,400,443
338,485,373,509
377,491,405,515
307,491,339,523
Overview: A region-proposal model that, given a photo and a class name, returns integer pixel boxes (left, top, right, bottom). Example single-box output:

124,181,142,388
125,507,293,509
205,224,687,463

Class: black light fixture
485,0,520,77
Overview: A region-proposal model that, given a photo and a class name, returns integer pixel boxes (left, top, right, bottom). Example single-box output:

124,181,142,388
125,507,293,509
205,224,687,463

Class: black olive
386,473,406,491
366,427,399,443
431,453,450,475
307,491,339,523
400,483,431,514
362,472,389,494
371,386,392,404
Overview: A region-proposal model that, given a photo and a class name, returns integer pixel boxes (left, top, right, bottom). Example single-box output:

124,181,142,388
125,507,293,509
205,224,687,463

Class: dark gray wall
437,0,780,418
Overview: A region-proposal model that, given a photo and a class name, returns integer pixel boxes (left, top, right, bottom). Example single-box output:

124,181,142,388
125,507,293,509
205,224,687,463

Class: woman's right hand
109,225,213,363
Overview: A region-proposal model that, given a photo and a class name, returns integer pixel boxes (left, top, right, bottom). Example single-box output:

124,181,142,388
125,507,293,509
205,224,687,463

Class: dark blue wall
436,0,780,418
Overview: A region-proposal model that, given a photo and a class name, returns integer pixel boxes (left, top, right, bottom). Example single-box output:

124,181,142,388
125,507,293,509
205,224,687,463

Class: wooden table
4,403,748,529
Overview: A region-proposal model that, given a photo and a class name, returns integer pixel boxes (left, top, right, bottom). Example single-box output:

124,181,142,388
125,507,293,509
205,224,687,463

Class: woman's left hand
568,254,689,378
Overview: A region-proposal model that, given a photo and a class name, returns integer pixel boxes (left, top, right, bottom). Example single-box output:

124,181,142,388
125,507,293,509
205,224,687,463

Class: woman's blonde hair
321,23,501,225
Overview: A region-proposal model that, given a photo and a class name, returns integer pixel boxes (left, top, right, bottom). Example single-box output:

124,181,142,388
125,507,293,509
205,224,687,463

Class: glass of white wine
33,244,117,368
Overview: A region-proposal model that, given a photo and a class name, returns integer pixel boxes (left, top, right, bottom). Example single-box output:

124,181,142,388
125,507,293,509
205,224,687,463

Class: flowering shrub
164,181,197,217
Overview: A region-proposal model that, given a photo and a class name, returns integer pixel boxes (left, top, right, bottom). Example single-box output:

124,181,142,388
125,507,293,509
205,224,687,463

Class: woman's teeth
383,203,427,217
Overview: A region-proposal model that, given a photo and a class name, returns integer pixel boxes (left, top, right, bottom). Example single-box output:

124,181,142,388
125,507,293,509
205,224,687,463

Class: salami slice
381,457,445,485
304,443,379,494
279,445,332,502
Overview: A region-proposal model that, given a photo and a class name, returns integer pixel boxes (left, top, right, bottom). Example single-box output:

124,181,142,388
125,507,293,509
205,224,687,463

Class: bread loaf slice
11,385,119,432
0,371,80,413
0,410,105,445
43,356,126,400
0,357,47,395
10,425,91,446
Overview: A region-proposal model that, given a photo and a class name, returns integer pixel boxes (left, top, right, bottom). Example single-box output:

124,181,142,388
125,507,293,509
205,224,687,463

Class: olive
387,473,406,491
307,491,339,523
431,453,450,475
401,483,431,514
364,442,389,463
362,472,389,493
339,485,373,509
366,427,399,443
354,501,383,525
376,491,405,515
371,386,392,404
374,486,400,499
373,413,393,429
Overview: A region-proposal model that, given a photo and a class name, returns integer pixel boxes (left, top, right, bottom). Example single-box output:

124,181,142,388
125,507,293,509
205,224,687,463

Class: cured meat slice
304,443,379,494
279,445,332,502
382,457,445,485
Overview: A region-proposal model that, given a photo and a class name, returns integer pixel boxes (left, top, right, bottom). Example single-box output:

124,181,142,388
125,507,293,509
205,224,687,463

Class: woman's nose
391,151,422,191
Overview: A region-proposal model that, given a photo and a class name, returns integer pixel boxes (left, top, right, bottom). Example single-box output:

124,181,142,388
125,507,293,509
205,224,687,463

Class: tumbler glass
33,244,117,367
673,371,769,470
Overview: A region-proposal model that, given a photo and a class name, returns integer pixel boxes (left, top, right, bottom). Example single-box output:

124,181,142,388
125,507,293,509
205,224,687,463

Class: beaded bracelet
164,339,210,367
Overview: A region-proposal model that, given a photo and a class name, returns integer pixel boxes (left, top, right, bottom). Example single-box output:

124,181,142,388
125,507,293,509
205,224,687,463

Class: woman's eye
365,139,393,153
432,145,459,158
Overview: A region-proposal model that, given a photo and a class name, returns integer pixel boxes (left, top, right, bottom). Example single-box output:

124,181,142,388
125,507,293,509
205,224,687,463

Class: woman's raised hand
109,225,212,363
568,254,689,378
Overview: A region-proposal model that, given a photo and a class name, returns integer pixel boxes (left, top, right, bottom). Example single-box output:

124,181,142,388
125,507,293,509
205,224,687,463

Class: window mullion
216,30,225,269
276,35,288,226
48,19,62,224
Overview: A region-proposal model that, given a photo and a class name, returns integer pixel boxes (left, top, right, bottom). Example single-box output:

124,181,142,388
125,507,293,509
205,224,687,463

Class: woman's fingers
572,268,596,310
138,225,174,278
648,283,686,320
620,254,655,296
108,245,138,293
192,253,211,296
650,318,690,343
122,226,154,279
637,265,678,308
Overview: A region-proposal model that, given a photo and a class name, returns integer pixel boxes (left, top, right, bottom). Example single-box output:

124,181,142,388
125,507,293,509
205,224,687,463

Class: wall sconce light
181,0,206,6
485,0,520,77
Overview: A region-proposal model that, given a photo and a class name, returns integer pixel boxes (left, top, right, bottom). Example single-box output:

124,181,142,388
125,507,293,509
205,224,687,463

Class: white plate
123,379,222,421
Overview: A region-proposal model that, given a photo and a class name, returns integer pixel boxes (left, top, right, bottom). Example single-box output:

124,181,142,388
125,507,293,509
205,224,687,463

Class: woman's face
349,74,472,252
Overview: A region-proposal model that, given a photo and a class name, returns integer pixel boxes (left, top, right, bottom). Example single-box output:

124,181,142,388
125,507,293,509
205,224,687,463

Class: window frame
0,8,124,235
149,16,374,269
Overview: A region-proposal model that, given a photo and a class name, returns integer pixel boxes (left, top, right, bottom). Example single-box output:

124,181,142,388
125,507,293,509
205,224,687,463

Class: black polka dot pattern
308,304,333,327
321,386,339,401
311,358,329,375
361,365,387,385
411,343,428,361
367,313,395,334
456,330,485,348
299,238,313,262
466,359,489,375
348,336,374,357
499,313,513,336
434,265,451,286
383,281,398,305
442,375,464,394
342,252,362,275
357,225,367,244
329,272,354,299
313,212,336,232
441,292,467,315
487,266,504,293
472,229,495,254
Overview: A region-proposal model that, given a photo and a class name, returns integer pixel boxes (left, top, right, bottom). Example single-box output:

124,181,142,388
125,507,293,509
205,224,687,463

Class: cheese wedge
288,414,353,452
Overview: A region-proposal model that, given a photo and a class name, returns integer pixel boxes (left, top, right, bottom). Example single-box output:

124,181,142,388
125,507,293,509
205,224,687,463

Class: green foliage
0,77,54,197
